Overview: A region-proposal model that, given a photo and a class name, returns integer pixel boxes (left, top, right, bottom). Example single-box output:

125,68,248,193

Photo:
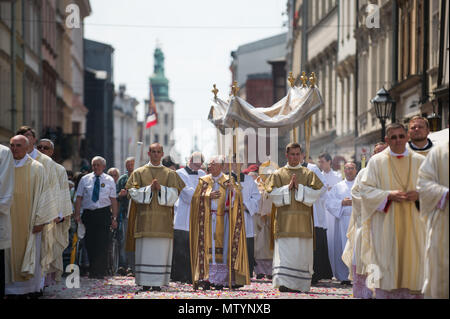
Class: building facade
84,38,115,167
113,84,139,173
287,0,449,165
0,0,91,171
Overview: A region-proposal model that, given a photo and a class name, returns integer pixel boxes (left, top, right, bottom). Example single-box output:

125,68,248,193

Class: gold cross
288,72,295,88
309,72,317,88
300,71,308,87
212,84,219,99
231,81,240,96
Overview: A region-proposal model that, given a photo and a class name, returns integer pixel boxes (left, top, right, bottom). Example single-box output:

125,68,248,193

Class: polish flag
146,85,158,129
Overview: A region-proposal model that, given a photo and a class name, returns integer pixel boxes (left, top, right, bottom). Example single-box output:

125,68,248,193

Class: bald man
4,136,54,298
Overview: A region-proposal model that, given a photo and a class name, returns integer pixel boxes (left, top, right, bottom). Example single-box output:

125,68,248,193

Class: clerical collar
212,172,223,182
184,166,198,175
29,148,38,160
389,148,409,157
146,161,163,168
285,163,302,169
408,139,433,151
15,154,30,167
345,179,355,184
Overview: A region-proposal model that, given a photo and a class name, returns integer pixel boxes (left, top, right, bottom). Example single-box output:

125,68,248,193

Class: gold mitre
259,160,279,176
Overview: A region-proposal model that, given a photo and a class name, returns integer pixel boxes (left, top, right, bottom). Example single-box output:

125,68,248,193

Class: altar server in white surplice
325,162,357,284
318,153,342,280
171,152,206,284
417,142,449,299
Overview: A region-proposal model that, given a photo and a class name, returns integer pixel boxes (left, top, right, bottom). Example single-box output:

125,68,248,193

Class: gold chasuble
190,174,250,287
124,165,185,251
360,148,425,292
9,157,55,282
265,166,323,239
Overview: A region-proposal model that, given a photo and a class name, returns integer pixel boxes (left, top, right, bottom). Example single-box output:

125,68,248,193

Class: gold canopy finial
300,71,308,88
309,72,316,88
288,72,295,88
231,81,240,96
212,84,219,99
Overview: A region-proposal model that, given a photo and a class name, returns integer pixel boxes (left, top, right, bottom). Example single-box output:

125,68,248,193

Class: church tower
144,46,175,157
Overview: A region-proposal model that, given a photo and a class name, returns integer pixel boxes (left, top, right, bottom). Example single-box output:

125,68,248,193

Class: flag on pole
145,85,158,128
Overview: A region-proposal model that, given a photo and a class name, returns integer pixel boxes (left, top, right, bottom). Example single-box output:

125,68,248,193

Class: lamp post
427,99,441,132
371,88,396,141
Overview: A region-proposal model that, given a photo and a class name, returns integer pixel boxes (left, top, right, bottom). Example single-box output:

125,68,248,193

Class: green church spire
150,47,170,101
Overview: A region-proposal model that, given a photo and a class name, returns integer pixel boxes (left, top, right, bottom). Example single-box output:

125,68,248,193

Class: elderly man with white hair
74,156,118,279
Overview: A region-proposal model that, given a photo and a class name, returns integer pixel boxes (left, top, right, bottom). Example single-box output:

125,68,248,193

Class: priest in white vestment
359,123,426,299
17,127,59,292
126,143,185,292
417,142,449,299
325,162,357,284
318,153,342,280
5,136,55,298
172,152,206,284
342,142,388,299
0,145,14,298
37,139,73,283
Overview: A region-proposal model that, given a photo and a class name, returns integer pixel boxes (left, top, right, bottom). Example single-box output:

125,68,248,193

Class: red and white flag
145,85,158,129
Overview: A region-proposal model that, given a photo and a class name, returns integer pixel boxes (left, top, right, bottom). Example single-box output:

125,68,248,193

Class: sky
84,0,287,162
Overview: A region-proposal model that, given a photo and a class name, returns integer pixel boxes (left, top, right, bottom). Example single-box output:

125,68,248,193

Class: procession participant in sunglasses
359,123,426,299
15,127,59,296
37,139,73,286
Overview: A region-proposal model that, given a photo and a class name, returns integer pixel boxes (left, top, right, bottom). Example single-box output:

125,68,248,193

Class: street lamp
371,87,396,141
427,99,441,132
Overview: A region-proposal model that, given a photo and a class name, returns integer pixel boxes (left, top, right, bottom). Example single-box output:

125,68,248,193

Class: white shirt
237,173,261,238
304,163,328,228
174,167,206,231
326,179,355,218
76,172,117,210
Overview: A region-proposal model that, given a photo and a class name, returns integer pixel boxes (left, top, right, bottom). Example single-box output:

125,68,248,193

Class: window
164,113,168,125
164,134,168,146
154,134,159,143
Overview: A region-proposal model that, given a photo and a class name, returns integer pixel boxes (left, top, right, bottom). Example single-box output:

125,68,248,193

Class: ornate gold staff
288,72,298,143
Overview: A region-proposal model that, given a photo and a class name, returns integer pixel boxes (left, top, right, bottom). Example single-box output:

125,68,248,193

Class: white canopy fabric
208,86,324,135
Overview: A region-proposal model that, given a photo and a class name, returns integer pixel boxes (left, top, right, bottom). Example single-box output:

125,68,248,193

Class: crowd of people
0,115,447,299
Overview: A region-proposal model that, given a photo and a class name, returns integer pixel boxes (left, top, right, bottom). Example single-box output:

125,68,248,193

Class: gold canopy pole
212,84,221,155
304,72,316,162
228,81,240,289
288,72,298,143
